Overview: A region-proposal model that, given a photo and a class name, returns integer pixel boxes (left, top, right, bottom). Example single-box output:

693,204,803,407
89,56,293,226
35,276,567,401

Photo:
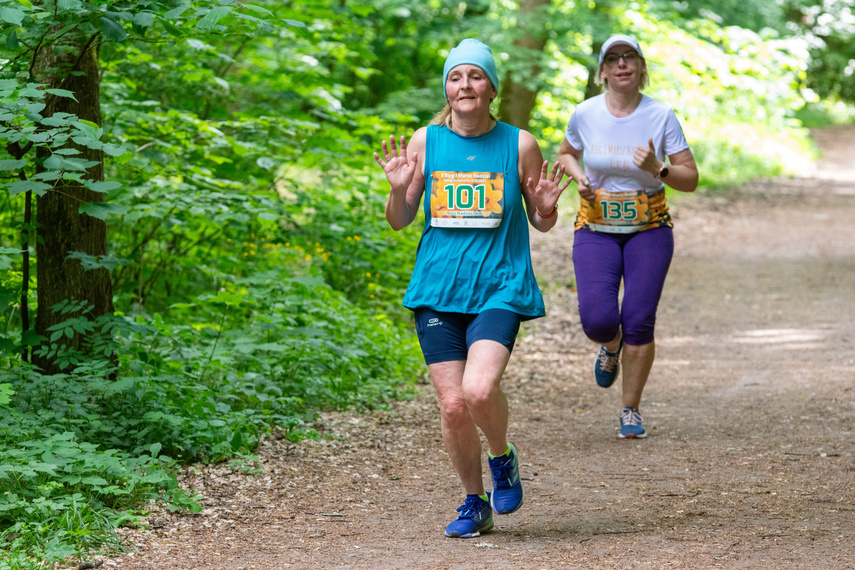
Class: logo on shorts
427,318,442,327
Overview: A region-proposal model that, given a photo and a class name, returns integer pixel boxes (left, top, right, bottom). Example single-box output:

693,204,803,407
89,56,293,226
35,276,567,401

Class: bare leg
621,341,655,409
430,360,484,495
461,340,511,457
429,339,512,494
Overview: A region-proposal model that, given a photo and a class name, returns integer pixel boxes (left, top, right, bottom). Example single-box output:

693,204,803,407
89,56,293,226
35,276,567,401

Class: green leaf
133,12,154,27
243,4,273,17
150,442,162,458
164,5,191,20
6,179,51,196
67,251,129,271
43,155,62,170
5,30,18,50
102,143,127,157
0,383,13,407
45,88,78,101
0,159,26,169
84,180,121,193
80,476,108,486
100,17,127,42
21,329,44,346
0,7,24,25
204,290,243,305
78,201,128,220
196,6,232,30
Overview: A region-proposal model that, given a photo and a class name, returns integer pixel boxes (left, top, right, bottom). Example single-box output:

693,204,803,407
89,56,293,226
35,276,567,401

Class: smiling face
445,64,497,117
599,44,648,92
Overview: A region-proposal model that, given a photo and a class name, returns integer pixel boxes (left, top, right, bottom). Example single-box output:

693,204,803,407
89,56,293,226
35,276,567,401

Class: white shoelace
620,408,642,426
598,349,619,372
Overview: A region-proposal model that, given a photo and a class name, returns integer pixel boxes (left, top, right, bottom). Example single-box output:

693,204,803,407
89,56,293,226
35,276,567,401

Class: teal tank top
402,122,545,320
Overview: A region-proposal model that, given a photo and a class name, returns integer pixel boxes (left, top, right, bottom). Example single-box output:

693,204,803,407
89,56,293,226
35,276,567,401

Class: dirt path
107,128,855,569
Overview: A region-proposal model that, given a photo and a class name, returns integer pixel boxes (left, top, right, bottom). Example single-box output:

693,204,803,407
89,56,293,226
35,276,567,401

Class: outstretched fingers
373,150,386,168
397,135,407,162
374,135,412,171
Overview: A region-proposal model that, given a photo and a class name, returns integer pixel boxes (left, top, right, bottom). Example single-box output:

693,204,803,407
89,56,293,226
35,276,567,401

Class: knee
461,379,496,413
581,317,620,344
436,394,471,428
621,319,656,346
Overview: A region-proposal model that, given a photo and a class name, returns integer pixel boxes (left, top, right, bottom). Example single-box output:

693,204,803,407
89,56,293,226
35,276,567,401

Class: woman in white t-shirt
558,34,699,439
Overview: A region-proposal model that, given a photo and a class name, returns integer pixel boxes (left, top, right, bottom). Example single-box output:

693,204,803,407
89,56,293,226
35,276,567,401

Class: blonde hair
429,103,498,128
595,56,649,91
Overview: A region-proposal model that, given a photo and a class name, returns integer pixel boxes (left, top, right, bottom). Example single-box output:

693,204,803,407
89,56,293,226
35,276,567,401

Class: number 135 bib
430,171,504,228
588,189,650,233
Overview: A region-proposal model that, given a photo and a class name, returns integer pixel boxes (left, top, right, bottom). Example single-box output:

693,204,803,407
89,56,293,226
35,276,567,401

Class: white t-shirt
564,94,689,196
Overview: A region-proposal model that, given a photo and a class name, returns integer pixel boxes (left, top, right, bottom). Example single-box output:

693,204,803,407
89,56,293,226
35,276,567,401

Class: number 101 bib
430,171,504,228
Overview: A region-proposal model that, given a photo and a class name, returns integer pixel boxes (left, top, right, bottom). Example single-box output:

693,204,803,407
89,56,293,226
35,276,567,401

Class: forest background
0,0,853,567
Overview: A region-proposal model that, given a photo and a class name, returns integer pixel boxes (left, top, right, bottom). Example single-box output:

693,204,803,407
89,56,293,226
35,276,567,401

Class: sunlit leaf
0,7,24,25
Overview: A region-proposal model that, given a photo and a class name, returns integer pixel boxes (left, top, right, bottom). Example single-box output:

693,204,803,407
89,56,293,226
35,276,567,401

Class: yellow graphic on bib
430,171,504,228
576,189,672,234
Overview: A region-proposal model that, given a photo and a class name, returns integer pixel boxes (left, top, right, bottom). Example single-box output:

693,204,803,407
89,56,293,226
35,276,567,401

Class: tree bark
497,0,551,130
33,36,113,373
584,39,604,101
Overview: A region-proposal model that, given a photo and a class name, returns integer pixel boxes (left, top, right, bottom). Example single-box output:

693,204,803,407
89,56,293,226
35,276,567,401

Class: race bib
588,189,650,234
430,171,504,228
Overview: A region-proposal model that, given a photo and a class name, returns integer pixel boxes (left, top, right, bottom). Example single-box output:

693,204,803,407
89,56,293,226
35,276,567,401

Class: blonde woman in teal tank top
373,39,571,539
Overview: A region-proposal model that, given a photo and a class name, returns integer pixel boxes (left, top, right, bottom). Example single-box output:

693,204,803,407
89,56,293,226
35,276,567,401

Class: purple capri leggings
572,227,674,346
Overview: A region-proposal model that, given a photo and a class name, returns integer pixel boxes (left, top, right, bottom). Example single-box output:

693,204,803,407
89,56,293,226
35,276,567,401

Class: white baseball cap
599,34,644,66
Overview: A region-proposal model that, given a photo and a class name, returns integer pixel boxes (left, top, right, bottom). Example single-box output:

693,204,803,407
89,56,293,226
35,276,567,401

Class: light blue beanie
442,39,499,99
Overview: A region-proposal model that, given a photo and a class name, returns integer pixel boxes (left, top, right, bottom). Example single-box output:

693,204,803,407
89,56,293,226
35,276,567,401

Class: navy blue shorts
413,308,522,365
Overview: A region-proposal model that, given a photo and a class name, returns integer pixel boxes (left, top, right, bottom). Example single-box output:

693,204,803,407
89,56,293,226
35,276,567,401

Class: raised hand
526,160,572,216
633,138,661,176
374,135,418,196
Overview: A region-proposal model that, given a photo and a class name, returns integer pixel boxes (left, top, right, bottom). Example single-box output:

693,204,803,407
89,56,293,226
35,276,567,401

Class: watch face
660,167,669,178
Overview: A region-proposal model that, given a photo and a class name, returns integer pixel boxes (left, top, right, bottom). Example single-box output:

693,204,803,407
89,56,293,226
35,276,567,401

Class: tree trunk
497,0,551,130
33,37,113,373
584,39,604,101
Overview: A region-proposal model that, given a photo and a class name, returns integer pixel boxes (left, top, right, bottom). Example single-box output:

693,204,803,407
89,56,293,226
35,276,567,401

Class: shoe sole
444,520,494,538
618,431,648,439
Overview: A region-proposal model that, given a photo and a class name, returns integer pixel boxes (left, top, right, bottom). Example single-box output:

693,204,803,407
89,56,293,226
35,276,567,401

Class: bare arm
557,138,594,201
519,131,571,233
374,128,427,231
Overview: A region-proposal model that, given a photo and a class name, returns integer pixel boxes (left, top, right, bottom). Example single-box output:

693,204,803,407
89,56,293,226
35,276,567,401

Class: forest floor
103,127,855,570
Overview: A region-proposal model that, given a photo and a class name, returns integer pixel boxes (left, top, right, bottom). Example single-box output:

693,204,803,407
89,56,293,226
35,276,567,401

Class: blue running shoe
444,494,493,538
488,442,524,514
594,339,623,388
619,406,648,439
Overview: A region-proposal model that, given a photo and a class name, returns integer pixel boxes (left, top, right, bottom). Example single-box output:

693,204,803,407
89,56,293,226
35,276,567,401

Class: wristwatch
658,163,669,179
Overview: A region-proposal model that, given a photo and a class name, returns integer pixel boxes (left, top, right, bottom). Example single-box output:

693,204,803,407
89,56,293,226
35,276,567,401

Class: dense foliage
0,0,851,567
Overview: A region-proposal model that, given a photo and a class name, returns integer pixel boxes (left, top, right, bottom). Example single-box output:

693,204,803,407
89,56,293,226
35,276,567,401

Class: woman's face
600,45,642,91
445,64,496,115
